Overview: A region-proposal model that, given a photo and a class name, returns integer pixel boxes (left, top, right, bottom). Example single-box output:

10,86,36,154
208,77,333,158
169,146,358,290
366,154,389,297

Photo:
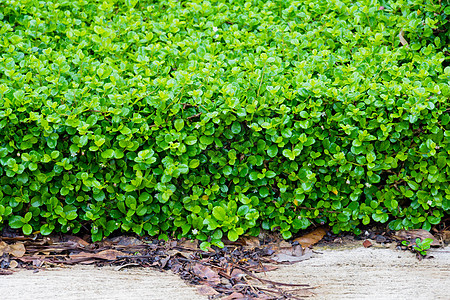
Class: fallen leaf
70,249,124,261
110,236,144,247
271,247,313,263
160,256,170,268
167,249,192,259
93,249,124,260
398,29,409,47
441,231,450,243
0,241,8,255
0,242,26,258
293,227,327,248
393,229,440,246
240,235,260,249
231,268,247,280
221,292,246,300
16,255,45,263
363,240,372,248
197,285,219,296
278,240,292,248
9,260,18,268
177,239,199,250
64,235,90,247
192,263,221,285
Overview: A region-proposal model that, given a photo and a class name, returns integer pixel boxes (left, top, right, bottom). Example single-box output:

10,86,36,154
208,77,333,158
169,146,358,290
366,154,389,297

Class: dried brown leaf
0,241,8,256
393,229,440,246
16,255,44,263
221,292,246,300
110,236,143,247
9,243,26,258
197,285,219,296
293,227,327,248
64,235,90,247
271,247,313,263
9,260,18,268
398,29,409,47
70,249,124,261
441,231,450,243
240,235,260,249
192,263,221,285
177,239,198,251
231,268,247,280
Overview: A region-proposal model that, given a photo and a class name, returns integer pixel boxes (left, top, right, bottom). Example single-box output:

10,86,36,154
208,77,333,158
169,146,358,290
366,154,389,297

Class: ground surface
267,243,450,300
1,243,449,300
1,265,208,300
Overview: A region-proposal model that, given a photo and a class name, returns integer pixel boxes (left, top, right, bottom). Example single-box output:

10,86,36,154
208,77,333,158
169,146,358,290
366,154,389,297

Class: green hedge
0,0,449,248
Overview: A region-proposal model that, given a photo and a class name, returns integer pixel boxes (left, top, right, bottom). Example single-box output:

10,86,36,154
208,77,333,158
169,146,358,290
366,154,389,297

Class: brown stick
233,264,309,287
187,112,202,120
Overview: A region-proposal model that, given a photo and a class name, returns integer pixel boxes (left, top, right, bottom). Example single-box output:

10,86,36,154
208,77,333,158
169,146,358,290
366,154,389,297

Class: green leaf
281,231,292,239
189,159,200,169
237,205,250,216
267,145,278,157
259,186,269,198
174,119,184,131
227,229,239,241
86,115,98,126
231,121,241,134
212,206,227,221
102,149,115,159
407,181,420,191
185,136,197,145
9,216,24,229
337,213,350,222
200,136,214,145
282,149,295,160
0,148,8,158
265,170,276,178
366,152,376,163
22,224,33,235
40,224,54,236
223,166,232,175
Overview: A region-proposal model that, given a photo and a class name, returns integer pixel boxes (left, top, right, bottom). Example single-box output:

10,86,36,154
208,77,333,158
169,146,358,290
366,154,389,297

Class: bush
0,0,449,248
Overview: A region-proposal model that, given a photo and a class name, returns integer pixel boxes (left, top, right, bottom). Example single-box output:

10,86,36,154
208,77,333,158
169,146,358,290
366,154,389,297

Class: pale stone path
1,244,448,299
266,245,450,300
0,265,207,300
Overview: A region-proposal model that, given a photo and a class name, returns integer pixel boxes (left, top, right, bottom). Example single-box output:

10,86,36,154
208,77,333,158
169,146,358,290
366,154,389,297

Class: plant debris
0,233,316,299
293,227,327,249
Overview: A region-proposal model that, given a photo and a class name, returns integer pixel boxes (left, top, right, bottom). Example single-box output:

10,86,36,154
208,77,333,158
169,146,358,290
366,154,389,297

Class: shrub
0,0,449,248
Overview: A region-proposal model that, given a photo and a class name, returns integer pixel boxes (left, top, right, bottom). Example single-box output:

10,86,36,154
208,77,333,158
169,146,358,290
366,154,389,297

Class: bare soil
1,243,448,300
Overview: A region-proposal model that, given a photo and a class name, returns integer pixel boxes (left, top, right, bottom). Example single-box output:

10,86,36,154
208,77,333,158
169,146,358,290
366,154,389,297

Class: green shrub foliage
0,0,449,247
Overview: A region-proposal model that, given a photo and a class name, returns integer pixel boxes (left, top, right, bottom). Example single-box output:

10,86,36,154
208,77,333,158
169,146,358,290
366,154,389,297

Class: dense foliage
0,0,449,248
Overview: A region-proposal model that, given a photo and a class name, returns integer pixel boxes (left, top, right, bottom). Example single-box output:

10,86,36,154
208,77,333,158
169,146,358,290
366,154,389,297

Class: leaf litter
3,227,445,296
0,231,321,299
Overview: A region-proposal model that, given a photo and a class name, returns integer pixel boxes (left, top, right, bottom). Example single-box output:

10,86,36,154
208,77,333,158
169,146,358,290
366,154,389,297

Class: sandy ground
267,244,450,300
0,265,208,300
1,244,449,300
